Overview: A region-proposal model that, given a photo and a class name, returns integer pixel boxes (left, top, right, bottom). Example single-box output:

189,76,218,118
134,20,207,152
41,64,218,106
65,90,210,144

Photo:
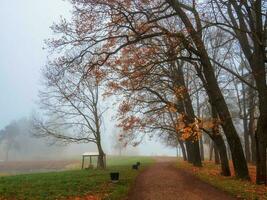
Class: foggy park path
127,157,237,200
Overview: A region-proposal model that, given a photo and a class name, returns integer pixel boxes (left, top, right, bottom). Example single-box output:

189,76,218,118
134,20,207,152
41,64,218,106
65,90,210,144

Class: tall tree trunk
241,79,251,162
209,141,214,161
185,141,193,163
97,153,105,169
96,133,106,169
255,133,266,185
227,144,232,161
251,51,267,184
191,141,202,167
185,137,201,166
212,135,231,176
185,139,201,166
196,83,204,161
248,86,256,164
252,49,267,185
243,117,251,162
214,144,220,165
249,116,256,165
94,93,106,169
97,141,105,169
199,136,204,161
178,140,187,161
250,133,256,165
210,106,230,175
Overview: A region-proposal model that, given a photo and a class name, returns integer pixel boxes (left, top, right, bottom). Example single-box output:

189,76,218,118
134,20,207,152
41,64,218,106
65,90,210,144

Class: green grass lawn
0,156,154,200
177,161,267,200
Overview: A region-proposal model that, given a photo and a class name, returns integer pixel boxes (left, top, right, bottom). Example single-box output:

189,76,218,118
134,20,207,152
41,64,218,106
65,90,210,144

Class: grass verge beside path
0,156,154,200
177,161,267,200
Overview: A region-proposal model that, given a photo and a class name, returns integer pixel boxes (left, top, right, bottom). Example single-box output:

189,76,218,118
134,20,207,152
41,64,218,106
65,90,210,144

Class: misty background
0,0,175,161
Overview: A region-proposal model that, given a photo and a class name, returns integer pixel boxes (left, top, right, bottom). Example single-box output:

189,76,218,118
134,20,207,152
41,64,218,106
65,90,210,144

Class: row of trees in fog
0,119,66,161
27,0,266,185
0,118,135,163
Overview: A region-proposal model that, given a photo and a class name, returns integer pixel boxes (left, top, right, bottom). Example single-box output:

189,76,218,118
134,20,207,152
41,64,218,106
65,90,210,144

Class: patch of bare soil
127,159,237,200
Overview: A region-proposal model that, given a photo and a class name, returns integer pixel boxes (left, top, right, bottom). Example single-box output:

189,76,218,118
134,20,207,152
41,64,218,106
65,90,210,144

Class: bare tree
0,121,21,161
33,66,106,169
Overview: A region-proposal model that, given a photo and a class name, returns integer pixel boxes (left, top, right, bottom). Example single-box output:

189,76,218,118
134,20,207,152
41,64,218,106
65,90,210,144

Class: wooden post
90,156,92,167
104,154,106,168
82,155,85,169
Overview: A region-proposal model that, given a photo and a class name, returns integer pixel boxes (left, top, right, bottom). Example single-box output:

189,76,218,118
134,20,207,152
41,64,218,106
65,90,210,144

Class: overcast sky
0,0,176,156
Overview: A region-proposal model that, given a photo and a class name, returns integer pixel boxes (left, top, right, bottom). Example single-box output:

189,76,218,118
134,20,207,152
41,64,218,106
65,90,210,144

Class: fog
0,0,176,162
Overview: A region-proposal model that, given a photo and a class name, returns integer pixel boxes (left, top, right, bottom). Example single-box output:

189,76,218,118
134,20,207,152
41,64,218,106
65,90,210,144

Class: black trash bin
132,164,139,170
110,172,119,183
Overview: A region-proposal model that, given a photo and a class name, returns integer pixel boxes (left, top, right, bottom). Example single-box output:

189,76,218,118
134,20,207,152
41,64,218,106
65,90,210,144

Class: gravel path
127,158,237,200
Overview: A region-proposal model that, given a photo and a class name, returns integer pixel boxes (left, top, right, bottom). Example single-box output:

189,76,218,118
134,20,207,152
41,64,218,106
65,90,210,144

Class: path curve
127,158,237,200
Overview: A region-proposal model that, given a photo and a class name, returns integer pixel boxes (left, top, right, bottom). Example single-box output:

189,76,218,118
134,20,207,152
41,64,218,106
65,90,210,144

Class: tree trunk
94,94,106,169
243,117,251,162
199,135,204,161
209,141,214,161
196,82,204,162
97,152,105,169
227,143,232,161
249,119,256,165
251,52,267,185
251,55,267,184
178,140,187,161
256,134,266,185
185,141,193,163
248,87,256,164
214,144,220,165
96,135,106,169
212,135,231,176
97,148,105,169
185,140,201,166
250,132,256,165
210,106,230,175
191,141,202,167
241,80,251,163
206,132,231,176
255,123,267,185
